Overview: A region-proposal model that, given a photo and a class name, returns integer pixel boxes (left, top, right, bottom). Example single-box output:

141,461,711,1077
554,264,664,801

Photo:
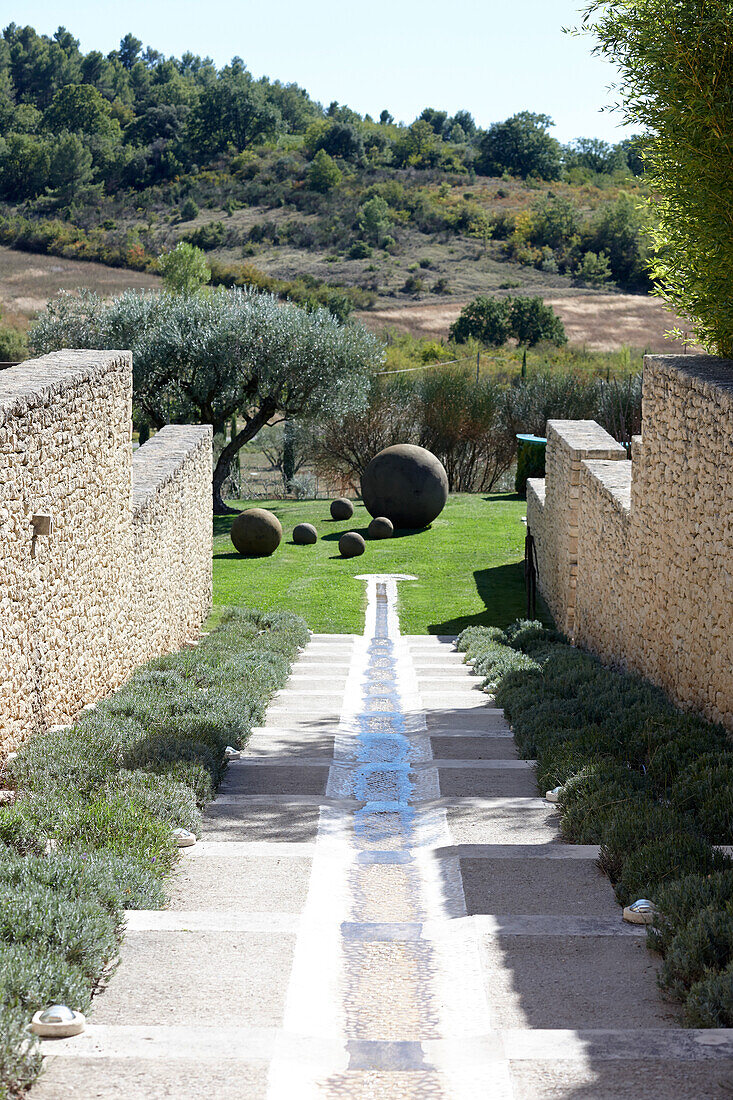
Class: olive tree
30,287,382,513
579,0,733,354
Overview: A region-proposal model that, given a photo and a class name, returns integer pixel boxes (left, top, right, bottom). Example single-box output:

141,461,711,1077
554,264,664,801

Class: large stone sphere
330,497,354,520
368,516,394,540
361,444,448,529
293,522,317,545
230,508,282,556
339,531,365,558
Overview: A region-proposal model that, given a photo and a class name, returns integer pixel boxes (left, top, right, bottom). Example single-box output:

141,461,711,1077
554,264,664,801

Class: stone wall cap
546,419,627,458
526,477,546,506
0,350,131,421
581,458,632,513
644,353,733,399
133,424,212,510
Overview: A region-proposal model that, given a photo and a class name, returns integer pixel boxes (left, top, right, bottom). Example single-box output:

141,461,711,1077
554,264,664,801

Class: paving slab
507,1059,733,1100
445,797,562,844
167,853,312,912
200,801,321,843
478,935,677,1029
245,731,336,758
431,735,518,759
458,857,619,917
438,767,538,798
424,711,507,732
33,1058,270,1100
90,931,295,1026
219,763,329,796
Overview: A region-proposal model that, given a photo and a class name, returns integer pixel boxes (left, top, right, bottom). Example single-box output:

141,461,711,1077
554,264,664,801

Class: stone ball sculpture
361,444,449,529
339,531,365,558
230,508,282,557
330,497,354,520
368,516,394,540
293,522,318,545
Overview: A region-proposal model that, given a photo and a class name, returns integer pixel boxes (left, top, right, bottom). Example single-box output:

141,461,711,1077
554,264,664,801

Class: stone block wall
527,420,627,635
528,354,733,729
132,425,212,662
0,351,212,754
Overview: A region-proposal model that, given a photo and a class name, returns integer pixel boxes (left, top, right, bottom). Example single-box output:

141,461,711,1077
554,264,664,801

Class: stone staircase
34,578,733,1099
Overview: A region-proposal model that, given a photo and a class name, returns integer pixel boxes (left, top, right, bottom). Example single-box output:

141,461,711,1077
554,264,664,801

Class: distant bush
179,198,199,221
449,295,566,347
0,316,26,361
307,148,342,193
157,241,211,294
185,220,226,250
312,367,515,493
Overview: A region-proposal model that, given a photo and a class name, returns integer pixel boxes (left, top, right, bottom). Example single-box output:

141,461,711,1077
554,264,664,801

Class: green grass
213,493,542,634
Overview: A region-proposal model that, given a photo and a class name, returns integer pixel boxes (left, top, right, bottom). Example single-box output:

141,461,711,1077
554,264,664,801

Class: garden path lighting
545,786,563,803
623,899,657,924
30,1005,85,1038
173,828,196,848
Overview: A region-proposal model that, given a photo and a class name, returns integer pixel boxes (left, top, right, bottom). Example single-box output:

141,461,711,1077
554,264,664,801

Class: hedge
0,606,308,1098
457,619,733,1027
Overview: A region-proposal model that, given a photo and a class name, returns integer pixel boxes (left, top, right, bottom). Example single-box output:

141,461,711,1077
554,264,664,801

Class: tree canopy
580,0,733,353
29,286,383,512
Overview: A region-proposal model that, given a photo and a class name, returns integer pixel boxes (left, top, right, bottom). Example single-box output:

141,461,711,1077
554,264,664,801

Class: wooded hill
0,24,652,317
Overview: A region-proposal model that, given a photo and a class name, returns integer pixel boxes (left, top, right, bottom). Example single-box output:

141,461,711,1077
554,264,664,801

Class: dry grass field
357,291,698,353
0,246,161,330
0,244,698,355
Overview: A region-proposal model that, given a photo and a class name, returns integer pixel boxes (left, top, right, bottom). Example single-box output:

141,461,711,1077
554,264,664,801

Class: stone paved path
35,576,733,1098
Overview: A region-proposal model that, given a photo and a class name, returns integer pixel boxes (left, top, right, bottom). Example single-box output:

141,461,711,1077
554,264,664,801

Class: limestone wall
526,420,627,635
132,425,212,662
529,354,733,729
0,351,212,754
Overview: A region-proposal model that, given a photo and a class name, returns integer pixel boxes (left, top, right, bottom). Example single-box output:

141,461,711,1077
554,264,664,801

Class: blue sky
11,0,632,143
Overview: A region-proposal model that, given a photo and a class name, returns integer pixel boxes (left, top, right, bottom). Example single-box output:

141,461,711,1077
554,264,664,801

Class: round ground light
293,522,318,545
230,508,282,556
368,516,394,540
330,497,354,520
361,444,448,529
339,531,365,558
30,1005,85,1038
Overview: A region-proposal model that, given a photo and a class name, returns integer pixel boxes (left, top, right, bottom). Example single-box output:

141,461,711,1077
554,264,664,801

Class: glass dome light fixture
173,827,196,848
30,1004,85,1038
545,786,563,803
623,898,657,924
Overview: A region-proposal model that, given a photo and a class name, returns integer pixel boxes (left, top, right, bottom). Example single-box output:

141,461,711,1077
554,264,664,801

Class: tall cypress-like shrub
580,0,733,354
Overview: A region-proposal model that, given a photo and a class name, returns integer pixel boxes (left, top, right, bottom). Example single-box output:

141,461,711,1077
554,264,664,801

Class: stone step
122,911,642,939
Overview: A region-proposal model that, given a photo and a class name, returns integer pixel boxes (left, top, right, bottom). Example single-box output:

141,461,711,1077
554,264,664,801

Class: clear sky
10,0,632,143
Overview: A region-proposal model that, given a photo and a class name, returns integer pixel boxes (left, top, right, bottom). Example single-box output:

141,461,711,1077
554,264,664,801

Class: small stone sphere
230,508,282,557
339,531,365,558
368,516,394,540
361,444,448,529
293,522,318,545
330,497,354,521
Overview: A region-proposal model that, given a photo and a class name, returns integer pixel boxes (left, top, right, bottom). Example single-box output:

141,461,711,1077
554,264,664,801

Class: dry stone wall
528,354,733,729
0,351,212,755
132,426,212,662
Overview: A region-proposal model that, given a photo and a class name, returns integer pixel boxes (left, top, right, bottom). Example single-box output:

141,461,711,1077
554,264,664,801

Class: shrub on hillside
449,295,566,348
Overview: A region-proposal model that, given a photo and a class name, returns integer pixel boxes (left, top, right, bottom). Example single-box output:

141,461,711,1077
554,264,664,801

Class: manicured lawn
212,493,547,635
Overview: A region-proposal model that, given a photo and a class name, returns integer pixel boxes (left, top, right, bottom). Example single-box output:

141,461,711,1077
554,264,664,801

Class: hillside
0,22,665,341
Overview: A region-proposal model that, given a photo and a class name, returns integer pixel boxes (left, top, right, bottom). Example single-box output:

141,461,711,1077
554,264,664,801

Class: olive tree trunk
211,406,278,515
